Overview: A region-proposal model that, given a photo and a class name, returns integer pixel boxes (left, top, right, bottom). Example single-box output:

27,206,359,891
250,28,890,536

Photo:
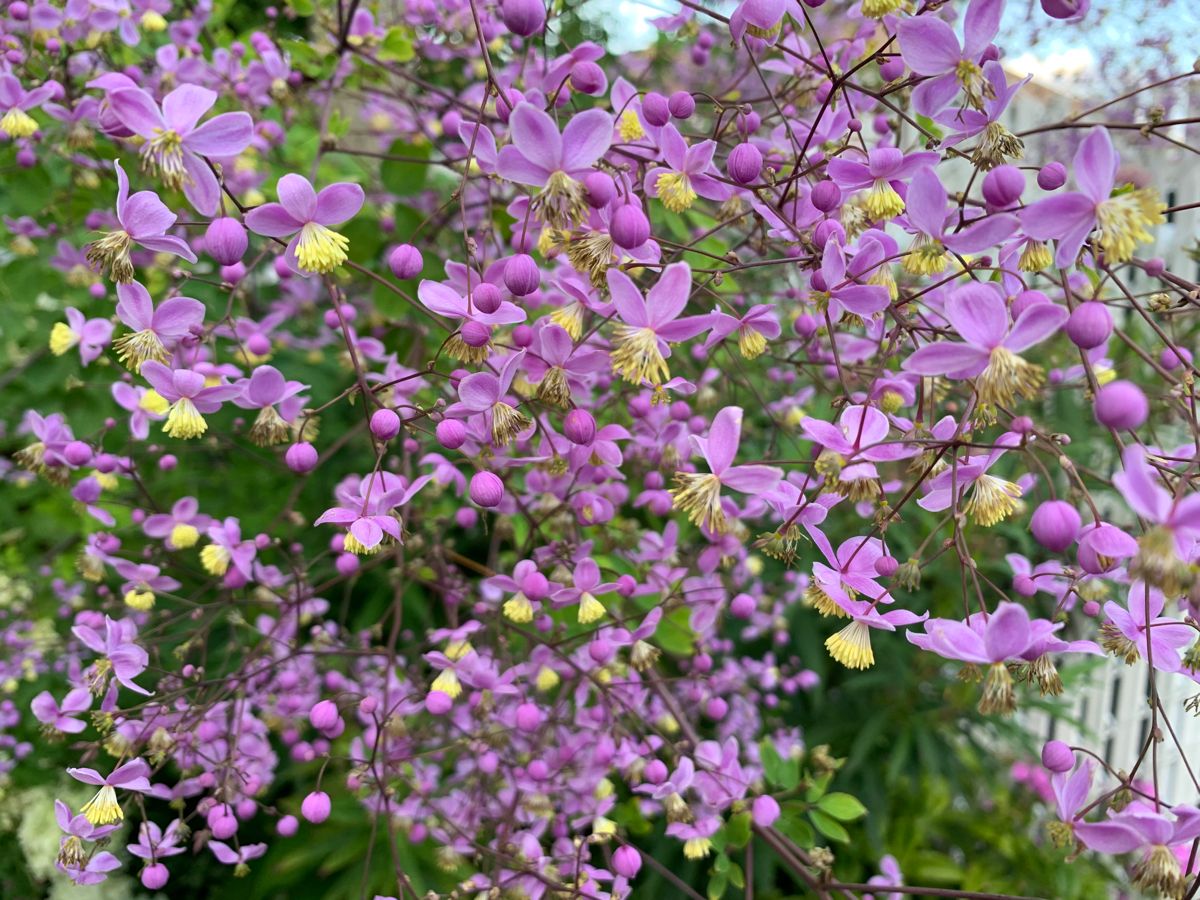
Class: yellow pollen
200,543,231,576
169,523,199,549
902,236,949,275
978,662,1016,715
124,589,156,610
431,668,462,698
683,838,713,860
860,0,903,17
295,221,350,274
1018,241,1052,272
249,406,291,446
825,620,875,669
1,107,39,138
737,326,768,359
611,325,669,384
535,171,589,230
963,473,1022,526
864,179,905,220
548,301,585,340
655,171,698,213
80,785,123,826
504,592,534,622
1095,188,1164,263
804,583,850,618
139,389,169,415
618,110,645,142
669,472,727,533
976,345,1044,408
490,401,531,445
163,396,207,439
578,591,605,624
142,128,187,189
444,639,473,661
140,9,167,30
86,230,135,283
114,328,169,372
49,322,78,356
535,665,560,691
565,231,616,287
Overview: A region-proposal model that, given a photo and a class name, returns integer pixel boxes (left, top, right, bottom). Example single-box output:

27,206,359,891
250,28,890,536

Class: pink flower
245,174,365,275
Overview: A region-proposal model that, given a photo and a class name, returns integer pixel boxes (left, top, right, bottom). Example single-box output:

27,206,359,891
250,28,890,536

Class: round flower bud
205,217,247,265
141,864,169,890
879,57,905,81
515,702,542,732
1013,574,1037,597
301,791,331,824
1040,0,1088,20
589,638,615,664
730,593,756,618
388,243,423,279
564,409,597,445
212,815,238,839
246,333,271,357
874,555,899,577
584,171,615,208
705,697,728,720
1037,161,1068,190
811,180,841,212
500,0,545,36
285,442,318,474
277,814,299,837
460,320,491,347
469,471,504,507
641,91,670,127
726,142,763,186
982,165,1024,208
335,553,359,576
1143,257,1165,277
1065,301,1112,349
370,408,401,442
794,313,818,338
471,282,503,314
503,253,540,296
1094,380,1148,430
1031,500,1081,553
309,699,339,731
1162,347,1193,370
612,845,642,879
436,418,468,449
570,61,605,95
512,324,534,347
9,3,30,21
669,91,695,119
425,690,452,715
64,440,93,466
751,794,781,828
1042,739,1075,772
611,203,650,249
643,759,668,784
1010,289,1050,319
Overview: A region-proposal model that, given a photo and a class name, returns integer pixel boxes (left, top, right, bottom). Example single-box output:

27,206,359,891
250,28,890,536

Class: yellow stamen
618,110,645,142
683,837,712,860
535,170,589,230
249,406,290,446
114,328,169,372
611,325,669,385
548,301,586,340
124,589,156,610
669,472,727,533
976,345,1044,408
139,389,169,415
902,236,948,275
504,592,534,622
804,583,850,619
445,334,490,364
972,121,1024,170
655,171,697,213
860,0,903,17
1,107,39,138
825,620,875,669
535,665,560,691
431,668,462,698
200,543,231,576
80,785,123,826
1095,188,1164,263
864,179,904,220
565,232,616,288
140,9,167,30
963,474,1022,526
578,591,605,624
49,322,78,356
536,367,571,407
978,662,1016,715
491,401,531,445
163,397,207,439
1018,241,1052,272
1134,844,1184,898
294,222,350,274
737,326,768,359
444,640,473,661
169,523,199,549
86,230,135,283
141,128,187,189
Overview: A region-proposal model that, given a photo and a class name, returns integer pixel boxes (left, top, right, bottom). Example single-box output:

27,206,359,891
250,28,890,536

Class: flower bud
668,91,695,119
515,701,542,732
1042,739,1075,772
1037,161,1067,190
64,440,93,466
730,593,756,618
1031,500,1081,553
469,471,504,507
1010,289,1049,319
461,320,491,347
1065,301,1112,349
9,2,30,21
811,180,841,212
611,203,650,249
570,61,605,95
705,697,727,720
300,791,331,824
879,57,905,80
503,253,540,296
309,699,339,731
436,418,468,449
564,408,597,444
726,142,763,185
982,165,1024,208
1040,0,1089,20
1161,346,1193,370
205,217,248,265
794,313,817,338
584,171,615,208
874,555,899,577
751,794,781,827
278,814,299,837
472,282,502,314
141,864,169,890
370,408,401,441
512,324,534,347
642,92,670,127
500,0,545,36
388,243,423,279
613,845,642,879
285,442,318,474
1094,380,1148,430
425,690,452,715
212,814,238,839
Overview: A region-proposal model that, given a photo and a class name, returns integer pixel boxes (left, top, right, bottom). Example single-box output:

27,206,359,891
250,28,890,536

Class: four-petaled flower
245,174,365,275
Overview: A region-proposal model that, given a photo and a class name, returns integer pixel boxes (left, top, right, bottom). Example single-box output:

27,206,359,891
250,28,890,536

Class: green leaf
808,809,850,843
381,140,431,197
287,0,314,14
725,811,752,849
655,606,696,656
707,871,728,900
759,740,799,790
727,861,745,890
775,812,815,849
379,26,415,62
816,792,867,822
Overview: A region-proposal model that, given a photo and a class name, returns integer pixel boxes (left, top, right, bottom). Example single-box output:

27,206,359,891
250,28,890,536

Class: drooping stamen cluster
140,128,188,189
86,230,136,283
963,474,1022,526
655,172,698,213
610,325,670,385
534,170,589,230
1095,188,1165,263
975,346,1045,409
294,222,351,274
669,472,727,533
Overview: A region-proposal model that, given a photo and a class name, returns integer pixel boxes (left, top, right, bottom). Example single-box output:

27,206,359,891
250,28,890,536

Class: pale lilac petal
912,74,961,118
108,88,164,137
902,342,989,376
897,17,961,76
314,183,365,226
705,406,743,475
1002,302,1068,353
162,84,217,134
560,108,614,172
1074,127,1117,204
905,167,948,236
185,111,253,156
962,0,1004,59
1113,446,1171,522
181,153,221,217
496,145,554,186
942,214,1018,254
1020,193,1095,242
509,103,562,172
276,173,317,222
606,268,648,327
122,191,176,238
245,202,303,238
645,262,692,327
945,283,1007,349
722,464,783,493
983,603,1031,660
458,372,501,410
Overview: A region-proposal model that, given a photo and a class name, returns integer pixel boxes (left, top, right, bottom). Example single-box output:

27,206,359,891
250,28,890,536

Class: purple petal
107,88,164,137
606,268,648,327
897,16,961,76
983,603,1031,661
115,281,153,330
162,84,217,134
905,167,948,236
722,464,782,493
945,283,1007,349
1020,193,1095,242
496,145,554,187
185,110,253,156
645,262,692,327
942,213,1018,254
244,202,303,238
315,183,365,226
1003,302,1068,353
560,108,614,172
276,173,317,223
902,342,989,376
705,406,743,475
962,0,1003,59
912,73,961,118
122,191,176,239
181,153,221,217
1073,127,1117,203
246,366,286,406
458,372,501,410
508,103,562,173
